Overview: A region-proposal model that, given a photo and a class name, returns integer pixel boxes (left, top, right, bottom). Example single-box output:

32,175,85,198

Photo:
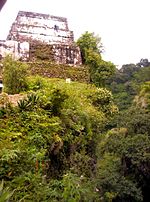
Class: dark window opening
54,25,59,31
66,48,74,64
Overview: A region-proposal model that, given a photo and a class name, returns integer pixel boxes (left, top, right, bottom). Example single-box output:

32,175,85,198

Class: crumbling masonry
0,11,82,65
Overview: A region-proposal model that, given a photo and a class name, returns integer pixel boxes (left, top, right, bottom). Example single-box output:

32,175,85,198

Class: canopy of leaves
106,83,150,201
77,31,103,64
107,60,150,110
77,32,115,87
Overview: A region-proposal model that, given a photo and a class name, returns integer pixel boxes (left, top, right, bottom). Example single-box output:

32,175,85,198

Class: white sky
0,0,150,67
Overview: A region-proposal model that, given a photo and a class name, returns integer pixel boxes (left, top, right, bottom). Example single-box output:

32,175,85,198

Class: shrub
3,56,28,94
0,180,14,202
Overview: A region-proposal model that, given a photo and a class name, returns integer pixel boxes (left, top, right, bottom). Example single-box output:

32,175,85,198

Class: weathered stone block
0,40,29,61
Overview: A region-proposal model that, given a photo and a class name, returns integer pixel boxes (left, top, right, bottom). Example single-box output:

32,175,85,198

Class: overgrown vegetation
29,62,90,83
77,31,115,87
0,76,116,201
106,61,150,110
0,33,150,201
30,41,54,61
2,56,28,94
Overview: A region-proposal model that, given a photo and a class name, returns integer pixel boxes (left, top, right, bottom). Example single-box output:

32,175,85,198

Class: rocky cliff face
0,11,82,65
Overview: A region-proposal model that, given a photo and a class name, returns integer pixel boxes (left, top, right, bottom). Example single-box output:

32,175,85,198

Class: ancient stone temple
0,11,82,65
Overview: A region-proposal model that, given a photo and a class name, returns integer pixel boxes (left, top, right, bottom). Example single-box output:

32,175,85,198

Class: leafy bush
18,93,39,111
77,32,115,87
3,56,28,94
27,75,48,91
0,180,14,202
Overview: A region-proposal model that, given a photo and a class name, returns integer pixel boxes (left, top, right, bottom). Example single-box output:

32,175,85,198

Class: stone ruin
0,11,82,65
0,40,29,61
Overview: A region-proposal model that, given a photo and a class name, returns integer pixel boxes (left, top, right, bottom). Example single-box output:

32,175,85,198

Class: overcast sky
0,0,150,67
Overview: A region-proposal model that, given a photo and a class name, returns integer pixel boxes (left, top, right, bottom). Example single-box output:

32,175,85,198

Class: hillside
0,36,150,201
0,77,117,201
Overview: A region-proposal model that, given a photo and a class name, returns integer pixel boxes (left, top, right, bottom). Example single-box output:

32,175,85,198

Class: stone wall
7,11,74,45
52,44,82,65
0,40,29,61
29,42,82,65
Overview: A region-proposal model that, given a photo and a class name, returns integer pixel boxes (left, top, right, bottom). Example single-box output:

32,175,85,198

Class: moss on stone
28,62,90,83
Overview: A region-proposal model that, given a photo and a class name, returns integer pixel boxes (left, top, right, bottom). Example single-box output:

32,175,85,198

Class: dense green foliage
0,180,14,202
77,32,115,87
104,62,150,202
0,76,116,201
76,31,103,64
2,56,28,94
107,61,150,110
1,73,150,201
107,81,150,202
0,37,150,201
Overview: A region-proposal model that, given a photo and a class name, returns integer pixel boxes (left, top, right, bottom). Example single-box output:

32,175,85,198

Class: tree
96,127,150,202
106,61,150,110
109,82,150,201
77,32,115,87
3,56,28,94
91,60,115,87
77,31,103,64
